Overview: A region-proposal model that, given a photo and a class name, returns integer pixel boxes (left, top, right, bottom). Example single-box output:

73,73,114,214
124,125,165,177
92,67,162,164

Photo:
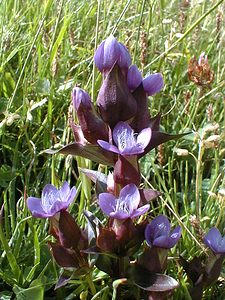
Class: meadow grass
0,0,225,299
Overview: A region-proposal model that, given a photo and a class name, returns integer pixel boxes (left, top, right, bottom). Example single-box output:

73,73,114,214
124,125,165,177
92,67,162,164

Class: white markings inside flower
97,122,151,156
42,190,61,213
115,199,130,214
27,182,77,218
117,127,135,151
98,183,150,220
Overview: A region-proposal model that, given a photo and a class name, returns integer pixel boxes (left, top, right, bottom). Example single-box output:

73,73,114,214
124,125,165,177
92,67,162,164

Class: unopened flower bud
72,87,109,144
142,73,164,96
96,64,137,127
94,35,131,75
127,65,143,91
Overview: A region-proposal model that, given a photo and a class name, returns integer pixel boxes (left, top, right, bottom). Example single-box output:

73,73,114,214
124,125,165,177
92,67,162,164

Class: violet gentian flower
97,122,151,155
94,35,131,74
27,182,76,218
203,227,225,254
98,183,150,220
142,73,164,96
145,215,181,249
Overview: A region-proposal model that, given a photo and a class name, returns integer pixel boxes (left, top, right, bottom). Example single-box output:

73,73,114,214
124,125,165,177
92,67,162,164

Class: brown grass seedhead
188,53,214,88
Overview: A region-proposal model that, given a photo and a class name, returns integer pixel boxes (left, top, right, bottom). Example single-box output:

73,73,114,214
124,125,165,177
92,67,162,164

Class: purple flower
145,215,181,249
94,35,131,74
97,122,151,155
142,73,164,96
27,182,76,218
203,227,225,254
127,65,143,91
72,87,109,144
98,183,149,220
72,87,92,111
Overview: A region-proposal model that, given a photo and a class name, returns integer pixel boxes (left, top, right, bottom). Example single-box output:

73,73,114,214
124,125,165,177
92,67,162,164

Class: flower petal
153,226,181,248
145,215,171,246
137,128,152,149
59,181,71,198
113,122,135,152
97,140,120,154
94,41,105,71
203,227,223,254
99,193,117,216
27,197,50,218
130,204,150,219
72,87,92,110
142,73,164,96
118,43,131,71
120,144,145,155
41,184,61,214
127,65,143,90
119,183,140,211
103,36,120,70
109,210,130,220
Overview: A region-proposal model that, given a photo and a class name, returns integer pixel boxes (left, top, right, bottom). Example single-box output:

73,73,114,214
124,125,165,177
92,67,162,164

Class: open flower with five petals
98,122,151,156
98,183,149,220
145,215,181,249
27,182,76,218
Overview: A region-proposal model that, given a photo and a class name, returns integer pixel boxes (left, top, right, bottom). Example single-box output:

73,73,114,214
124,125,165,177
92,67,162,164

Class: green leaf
0,291,13,300
13,277,46,300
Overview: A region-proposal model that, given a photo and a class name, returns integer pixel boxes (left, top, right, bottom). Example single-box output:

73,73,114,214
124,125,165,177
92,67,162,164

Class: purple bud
145,215,181,249
72,87,109,144
27,182,76,218
142,73,164,96
94,36,131,74
127,65,143,91
96,64,137,127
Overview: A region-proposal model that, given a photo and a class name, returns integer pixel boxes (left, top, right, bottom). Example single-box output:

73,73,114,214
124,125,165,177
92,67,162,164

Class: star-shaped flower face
27,182,76,218
98,122,151,156
145,215,182,249
98,183,150,220
203,227,225,254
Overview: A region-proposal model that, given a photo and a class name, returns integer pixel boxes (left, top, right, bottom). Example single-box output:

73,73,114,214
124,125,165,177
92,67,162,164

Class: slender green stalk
86,272,96,296
0,222,22,284
195,136,204,220
92,0,101,101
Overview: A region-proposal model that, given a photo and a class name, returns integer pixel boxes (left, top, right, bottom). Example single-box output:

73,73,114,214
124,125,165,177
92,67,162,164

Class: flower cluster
26,36,224,299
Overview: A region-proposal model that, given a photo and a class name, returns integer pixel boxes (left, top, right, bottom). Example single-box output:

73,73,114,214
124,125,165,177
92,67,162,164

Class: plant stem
0,221,22,284
86,272,96,296
196,136,204,220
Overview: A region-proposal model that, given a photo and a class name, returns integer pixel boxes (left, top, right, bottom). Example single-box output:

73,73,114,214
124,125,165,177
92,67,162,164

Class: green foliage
0,0,225,299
